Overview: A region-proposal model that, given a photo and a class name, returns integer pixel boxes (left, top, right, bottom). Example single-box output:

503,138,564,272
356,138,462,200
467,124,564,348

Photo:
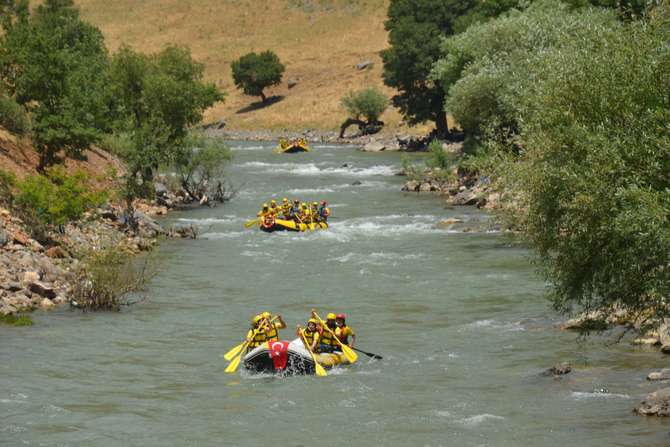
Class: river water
2,141,669,446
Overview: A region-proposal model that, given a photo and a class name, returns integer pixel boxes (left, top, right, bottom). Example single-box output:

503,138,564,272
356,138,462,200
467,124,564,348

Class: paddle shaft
300,329,327,376
353,347,383,360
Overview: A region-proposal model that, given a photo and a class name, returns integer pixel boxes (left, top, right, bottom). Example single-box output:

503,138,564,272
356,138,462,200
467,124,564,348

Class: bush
71,246,157,312
174,133,233,203
0,96,30,134
341,87,388,123
14,167,107,227
426,139,450,170
0,169,15,207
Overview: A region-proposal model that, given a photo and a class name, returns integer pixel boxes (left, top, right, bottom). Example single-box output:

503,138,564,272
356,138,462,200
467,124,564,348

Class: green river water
1,141,669,446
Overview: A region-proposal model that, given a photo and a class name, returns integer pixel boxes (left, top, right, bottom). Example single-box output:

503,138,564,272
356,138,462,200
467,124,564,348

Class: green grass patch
0,314,34,327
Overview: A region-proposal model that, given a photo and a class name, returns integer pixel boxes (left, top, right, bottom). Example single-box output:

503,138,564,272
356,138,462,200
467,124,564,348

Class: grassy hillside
75,0,423,133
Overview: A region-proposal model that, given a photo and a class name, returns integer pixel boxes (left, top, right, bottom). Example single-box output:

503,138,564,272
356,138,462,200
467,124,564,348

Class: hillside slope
75,0,415,132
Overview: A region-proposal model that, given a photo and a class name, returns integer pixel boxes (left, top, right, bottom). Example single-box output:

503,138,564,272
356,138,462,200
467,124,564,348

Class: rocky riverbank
0,187,198,318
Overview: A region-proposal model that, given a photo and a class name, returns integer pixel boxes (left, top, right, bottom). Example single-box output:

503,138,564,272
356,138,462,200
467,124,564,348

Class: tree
381,0,519,136
110,45,223,227
231,51,284,103
339,87,388,138
0,0,113,169
174,133,233,203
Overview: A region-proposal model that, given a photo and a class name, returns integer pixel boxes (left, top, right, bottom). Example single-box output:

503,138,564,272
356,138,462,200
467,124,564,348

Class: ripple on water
240,161,397,177
570,391,631,400
457,413,505,427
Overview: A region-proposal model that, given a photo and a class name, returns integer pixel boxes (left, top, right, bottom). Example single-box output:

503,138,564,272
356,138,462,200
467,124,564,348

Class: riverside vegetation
0,0,231,318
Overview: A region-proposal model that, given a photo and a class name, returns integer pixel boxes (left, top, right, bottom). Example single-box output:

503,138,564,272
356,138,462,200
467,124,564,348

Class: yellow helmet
270,199,277,205
282,197,289,202
326,313,336,320
312,202,318,206
301,203,307,208
261,311,271,319
252,315,263,325
262,203,268,208
307,318,319,325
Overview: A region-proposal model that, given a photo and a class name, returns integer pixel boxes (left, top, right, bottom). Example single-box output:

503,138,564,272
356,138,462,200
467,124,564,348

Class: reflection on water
1,141,669,446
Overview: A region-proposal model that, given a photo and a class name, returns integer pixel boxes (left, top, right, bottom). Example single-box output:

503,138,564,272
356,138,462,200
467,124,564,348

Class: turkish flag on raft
268,341,290,370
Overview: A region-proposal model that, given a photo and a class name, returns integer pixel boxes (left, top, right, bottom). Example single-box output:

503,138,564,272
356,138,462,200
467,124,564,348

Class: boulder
402,180,420,192
21,271,40,285
351,180,363,186
361,141,386,152
658,320,670,353
154,182,169,197
133,210,164,235
632,337,661,346
451,189,479,206
0,229,8,247
287,78,299,89
1,281,22,292
635,387,670,416
28,281,57,299
37,257,60,282
45,246,69,259
648,369,670,381
355,60,373,70
542,362,572,376
39,297,55,310
419,182,432,193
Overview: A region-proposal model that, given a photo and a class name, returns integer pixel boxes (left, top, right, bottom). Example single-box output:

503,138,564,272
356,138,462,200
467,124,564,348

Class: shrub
174,133,233,203
14,167,107,227
426,139,450,170
70,246,157,312
341,87,388,123
0,95,30,134
0,169,15,207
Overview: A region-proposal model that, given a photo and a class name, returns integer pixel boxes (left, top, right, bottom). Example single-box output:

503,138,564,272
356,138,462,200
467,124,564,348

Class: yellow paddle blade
244,219,260,228
224,342,246,361
225,353,243,373
341,344,358,364
315,361,327,377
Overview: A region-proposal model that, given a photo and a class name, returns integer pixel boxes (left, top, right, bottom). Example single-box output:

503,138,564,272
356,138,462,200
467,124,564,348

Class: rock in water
542,362,572,376
635,387,670,416
648,369,670,381
361,141,386,152
39,297,55,310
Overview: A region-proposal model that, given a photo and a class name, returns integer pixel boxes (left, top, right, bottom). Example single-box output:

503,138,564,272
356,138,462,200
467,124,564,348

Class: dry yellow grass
73,0,430,133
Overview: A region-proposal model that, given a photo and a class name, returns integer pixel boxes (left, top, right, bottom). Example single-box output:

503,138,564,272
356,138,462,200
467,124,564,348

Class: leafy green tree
231,51,284,103
0,0,113,169
110,45,223,226
174,133,233,203
339,87,388,137
381,0,519,136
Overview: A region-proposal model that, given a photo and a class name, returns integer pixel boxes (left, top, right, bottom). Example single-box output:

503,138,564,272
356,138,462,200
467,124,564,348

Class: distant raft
259,216,328,233
243,338,353,375
274,138,310,154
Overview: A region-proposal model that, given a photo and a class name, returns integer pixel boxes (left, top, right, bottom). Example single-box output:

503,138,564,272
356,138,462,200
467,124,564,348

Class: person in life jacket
297,319,321,352
335,313,355,348
300,202,311,223
257,203,270,218
291,199,301,221
259,311,286,342
269,200,279,216
316,312,340,353
318,200,331,223
280,197,291,218
246,315,268,349
310,202,319,222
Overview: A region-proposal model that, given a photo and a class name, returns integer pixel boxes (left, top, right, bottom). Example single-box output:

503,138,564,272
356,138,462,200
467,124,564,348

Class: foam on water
176,216,243,224
240,161,397,177
332,251,423,266
570,391,630,400
201,231,248,239
457,414,505,427
460,319,526,333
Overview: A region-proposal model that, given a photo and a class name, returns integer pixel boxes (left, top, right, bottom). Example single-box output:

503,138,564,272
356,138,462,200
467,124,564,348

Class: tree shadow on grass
236,95,285,114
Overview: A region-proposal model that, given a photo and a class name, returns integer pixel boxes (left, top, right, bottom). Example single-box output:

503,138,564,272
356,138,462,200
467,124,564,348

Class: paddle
299,328,327,377
353,347,383,360
313,311,358,364
224,315,278,360
244,218,260,228
224,316,278,373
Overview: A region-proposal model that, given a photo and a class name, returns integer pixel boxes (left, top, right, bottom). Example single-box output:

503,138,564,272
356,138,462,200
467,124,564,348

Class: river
1,141,669,446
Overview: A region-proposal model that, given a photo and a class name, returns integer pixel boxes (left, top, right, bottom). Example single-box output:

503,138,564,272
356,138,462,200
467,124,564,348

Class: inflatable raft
260,216,328,233
274,140,310,154
243,338,351,375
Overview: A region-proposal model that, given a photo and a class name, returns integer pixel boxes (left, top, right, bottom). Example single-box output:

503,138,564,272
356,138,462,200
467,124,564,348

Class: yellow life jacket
247,327,267,348
266,322,280,342
302,328,320,349
320,325,338,349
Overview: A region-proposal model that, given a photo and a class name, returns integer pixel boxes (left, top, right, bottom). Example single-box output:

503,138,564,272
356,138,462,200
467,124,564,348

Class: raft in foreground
260,217,328,233
243,338,352,375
